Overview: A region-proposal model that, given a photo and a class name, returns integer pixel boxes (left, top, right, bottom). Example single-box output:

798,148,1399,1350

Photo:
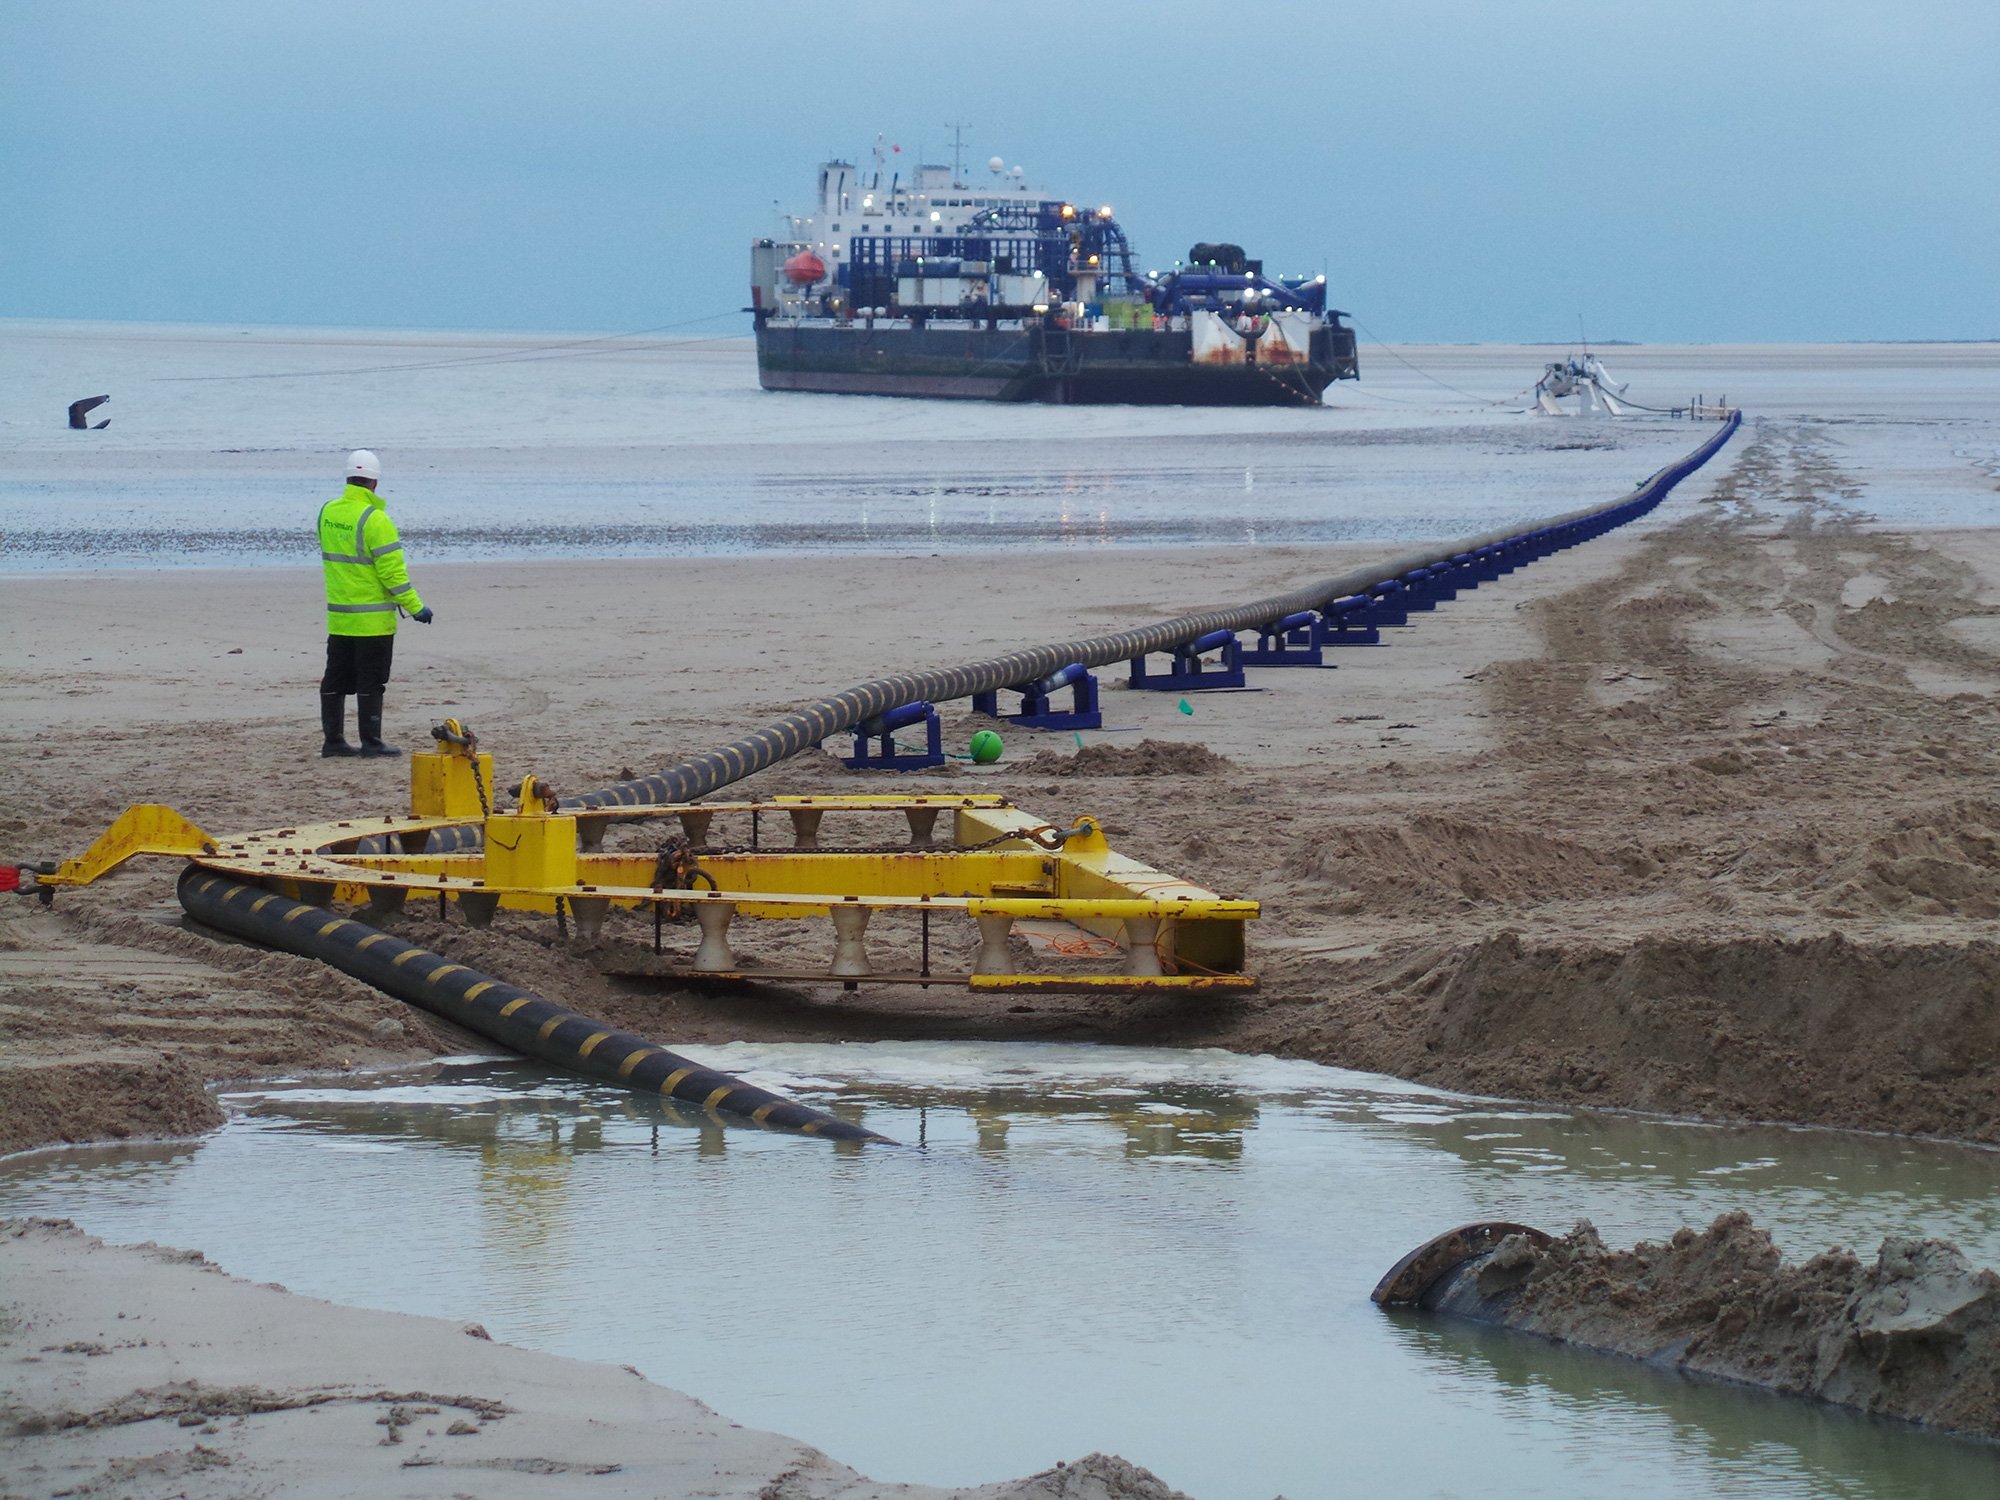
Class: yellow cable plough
40,721,1257,995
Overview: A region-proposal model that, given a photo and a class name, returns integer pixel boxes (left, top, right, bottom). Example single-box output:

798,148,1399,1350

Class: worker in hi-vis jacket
315,450,432,758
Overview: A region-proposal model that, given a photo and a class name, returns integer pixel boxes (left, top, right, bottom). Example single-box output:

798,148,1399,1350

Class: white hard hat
346,449,381,482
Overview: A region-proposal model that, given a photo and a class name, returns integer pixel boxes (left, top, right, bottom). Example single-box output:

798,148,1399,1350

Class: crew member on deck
316,449,432,758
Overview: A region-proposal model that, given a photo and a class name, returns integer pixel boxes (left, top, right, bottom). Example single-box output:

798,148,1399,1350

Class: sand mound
1280,815,1649,908
0,898,445,1159
3,1218,1196,1496
1021,740,1233,777
0,1051,222,1157
1346,930,2000,1138
1788,798,2000,918
996,1453,1193,1500
1431,1211,2000,1439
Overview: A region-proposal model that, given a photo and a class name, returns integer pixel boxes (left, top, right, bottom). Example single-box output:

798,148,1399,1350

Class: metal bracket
972,663,1103,730
1130,629,1245,691
847,702,945,770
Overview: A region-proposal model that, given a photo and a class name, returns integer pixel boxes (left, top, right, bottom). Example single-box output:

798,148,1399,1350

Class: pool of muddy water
6,1042,1998,1498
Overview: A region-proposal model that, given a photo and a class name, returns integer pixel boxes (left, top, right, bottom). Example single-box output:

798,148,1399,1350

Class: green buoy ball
969,729,1004,764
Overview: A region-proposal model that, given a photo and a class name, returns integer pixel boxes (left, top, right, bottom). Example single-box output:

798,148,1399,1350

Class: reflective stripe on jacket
317,484,424,637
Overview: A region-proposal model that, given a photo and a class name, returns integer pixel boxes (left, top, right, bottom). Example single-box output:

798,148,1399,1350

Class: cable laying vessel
750,144,1359,405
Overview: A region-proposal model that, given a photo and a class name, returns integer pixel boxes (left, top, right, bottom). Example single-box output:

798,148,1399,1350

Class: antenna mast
945,120,972,187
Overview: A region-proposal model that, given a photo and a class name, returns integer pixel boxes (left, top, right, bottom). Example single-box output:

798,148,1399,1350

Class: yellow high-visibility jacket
317,484,425,637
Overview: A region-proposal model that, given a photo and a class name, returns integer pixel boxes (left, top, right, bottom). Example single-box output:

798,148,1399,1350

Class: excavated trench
6,1042,2000,1499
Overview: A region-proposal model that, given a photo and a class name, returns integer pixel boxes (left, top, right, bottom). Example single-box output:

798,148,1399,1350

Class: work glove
412,607,435,624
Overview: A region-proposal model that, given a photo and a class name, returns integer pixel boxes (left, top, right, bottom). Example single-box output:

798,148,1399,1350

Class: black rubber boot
357,694,402,758
320,693,360,758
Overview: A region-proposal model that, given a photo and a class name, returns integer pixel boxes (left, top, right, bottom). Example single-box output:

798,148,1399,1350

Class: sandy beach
12,414,2000,1148
8,333,2000,1494
11,0,2000,1472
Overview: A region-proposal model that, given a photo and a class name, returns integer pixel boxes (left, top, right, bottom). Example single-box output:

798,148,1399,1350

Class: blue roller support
1368,583,1411,626
849,700,944,770
861,702,935,736
973,662,1103,731
1132,628,1245,691
1241,611,1327,667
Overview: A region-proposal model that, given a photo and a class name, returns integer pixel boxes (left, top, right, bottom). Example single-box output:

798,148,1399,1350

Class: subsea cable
176,865,891,1144
567,414,1740,815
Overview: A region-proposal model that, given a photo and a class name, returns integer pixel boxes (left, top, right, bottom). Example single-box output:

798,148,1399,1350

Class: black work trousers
321,634,395,697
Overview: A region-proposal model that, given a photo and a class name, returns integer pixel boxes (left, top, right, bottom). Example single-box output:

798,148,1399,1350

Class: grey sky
4,0,1994,342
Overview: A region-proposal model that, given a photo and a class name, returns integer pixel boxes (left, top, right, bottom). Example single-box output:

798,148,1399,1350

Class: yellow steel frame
39,750,1257,991
43,805,218,886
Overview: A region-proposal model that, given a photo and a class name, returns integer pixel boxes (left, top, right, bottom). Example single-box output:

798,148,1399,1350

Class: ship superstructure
750,146,1358,405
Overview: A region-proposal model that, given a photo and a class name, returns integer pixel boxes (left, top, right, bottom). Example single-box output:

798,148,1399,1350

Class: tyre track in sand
1216,420,2000,1140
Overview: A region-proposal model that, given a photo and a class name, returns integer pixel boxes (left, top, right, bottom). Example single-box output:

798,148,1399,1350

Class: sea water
4,324,1996,570
5,1040,1998,1500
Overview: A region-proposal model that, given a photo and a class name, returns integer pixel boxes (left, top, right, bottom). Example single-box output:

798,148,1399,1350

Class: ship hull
755,324,1358,406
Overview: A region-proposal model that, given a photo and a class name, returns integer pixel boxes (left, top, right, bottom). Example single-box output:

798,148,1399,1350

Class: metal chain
430,721,491,818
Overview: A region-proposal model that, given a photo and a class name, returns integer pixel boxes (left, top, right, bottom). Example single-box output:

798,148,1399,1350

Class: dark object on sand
1376,1211,2000,1440
68,395,110,430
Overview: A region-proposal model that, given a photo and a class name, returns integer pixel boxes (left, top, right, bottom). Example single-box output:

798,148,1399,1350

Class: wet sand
0,1218,1181,1499
1394,1212,2000,1441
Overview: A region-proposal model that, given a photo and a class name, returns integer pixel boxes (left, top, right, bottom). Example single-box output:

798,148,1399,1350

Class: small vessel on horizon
749,145,1358,405
1534,352,1642,416
1533,351,1737,421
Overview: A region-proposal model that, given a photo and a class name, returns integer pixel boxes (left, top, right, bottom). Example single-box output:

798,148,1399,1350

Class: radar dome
1009,166,1023,177
987,156,1004,172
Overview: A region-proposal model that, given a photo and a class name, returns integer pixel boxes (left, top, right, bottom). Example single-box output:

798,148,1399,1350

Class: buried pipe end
1371,1221,1555,1307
